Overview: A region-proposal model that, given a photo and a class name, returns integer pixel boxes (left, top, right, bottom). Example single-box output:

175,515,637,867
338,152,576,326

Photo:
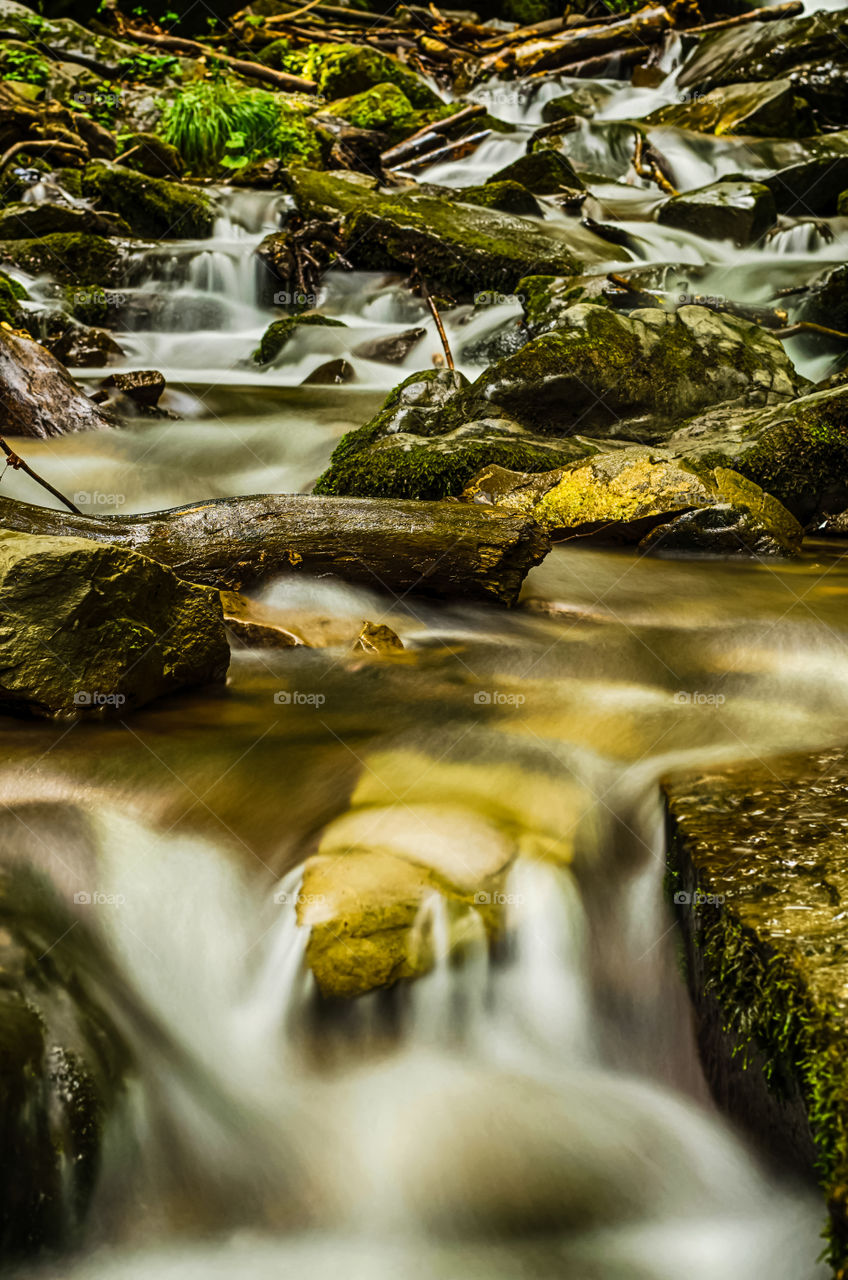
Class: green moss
502,0,553,21
81,161,213,240
253,312,346,364
324,82,418,138
0,270,27,326
488,148,583,195
460,181,539,216
298,41,442,110
0,234,124,286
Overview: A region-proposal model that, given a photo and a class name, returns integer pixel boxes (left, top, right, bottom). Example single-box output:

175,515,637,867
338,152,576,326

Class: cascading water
5,6,848,1277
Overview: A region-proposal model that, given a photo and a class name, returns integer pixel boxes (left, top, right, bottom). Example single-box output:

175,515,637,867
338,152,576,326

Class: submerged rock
644,81,813,138
655,181,776,247
352,326,426,363
353,620,404,653
0,325,114,436
664,746,848,1274
0,531,229,718
286,168,616,295
219,590,303,648
100,369,166,407
253,312,346,365
464,454,802,556
81,162,215,241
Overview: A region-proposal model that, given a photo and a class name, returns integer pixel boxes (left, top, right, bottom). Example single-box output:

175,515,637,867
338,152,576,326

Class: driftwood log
0,494,551,606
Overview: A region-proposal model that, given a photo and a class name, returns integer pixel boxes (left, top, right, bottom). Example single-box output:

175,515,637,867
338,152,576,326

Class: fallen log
123,28,317,93
381,103,486,167
487,5,671,76
0,494,551,606
393,129,490,173
686,0,803,35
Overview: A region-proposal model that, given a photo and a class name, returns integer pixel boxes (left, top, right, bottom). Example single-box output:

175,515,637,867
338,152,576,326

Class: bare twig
123,28,317,92
633,131,677,195
0,138,88,179
0,438,82,514
772,321,848,342
413,263,454,370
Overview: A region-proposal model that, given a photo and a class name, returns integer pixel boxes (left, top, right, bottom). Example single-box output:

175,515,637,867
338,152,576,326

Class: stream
6,5,848,1276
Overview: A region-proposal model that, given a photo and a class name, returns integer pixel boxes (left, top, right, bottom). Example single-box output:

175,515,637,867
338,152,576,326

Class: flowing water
6,6,848,1276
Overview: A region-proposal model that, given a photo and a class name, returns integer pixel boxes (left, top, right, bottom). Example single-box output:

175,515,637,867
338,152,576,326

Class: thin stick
0,437,82,514
772,321,848,342
414,264,454,371
0,138,87,179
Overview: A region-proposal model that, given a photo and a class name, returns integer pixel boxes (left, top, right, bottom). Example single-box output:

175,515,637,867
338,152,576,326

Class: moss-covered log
664,749,848,1275
0,494,551,606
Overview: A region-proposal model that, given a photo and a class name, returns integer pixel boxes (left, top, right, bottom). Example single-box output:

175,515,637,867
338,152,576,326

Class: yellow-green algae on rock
296,750,587,998
664,748,848,1274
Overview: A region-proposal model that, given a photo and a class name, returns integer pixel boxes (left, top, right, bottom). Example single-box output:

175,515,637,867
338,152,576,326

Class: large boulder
0,202,129,240
0,531,229,718
644,81,813,138
323,83,418,142
486,148,583,195
313,369,595,499
81,162,215,241
465,454,803,556
0,232,133,285
676,9,848,127
465,304,801,437
0,326,114,436
285,40,442,110
668,383,848,523
286,168,617,296
655,181,777,247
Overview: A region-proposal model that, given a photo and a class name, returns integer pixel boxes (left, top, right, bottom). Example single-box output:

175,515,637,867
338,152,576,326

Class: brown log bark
381,103,486,166
394,129,490,172
486,5,671,75
0,494,551,606
686,0,803,35
123,28,317,93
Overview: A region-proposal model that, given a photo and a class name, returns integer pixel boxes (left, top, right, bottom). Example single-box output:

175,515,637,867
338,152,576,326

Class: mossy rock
644,81,813,139
81,161,214,240
459,180,540,216
0,232,128,285
664,746,848,1274
465,453,802,555
323,82,418,141
467,303,800,436
655,181,777,247
253,312,346,365
487,147,583,195
669,383,848,523
314,368,595,499
0,202,130,240
287,168,615,296
0,268,26,325
116,131,183,178
297,41,442,111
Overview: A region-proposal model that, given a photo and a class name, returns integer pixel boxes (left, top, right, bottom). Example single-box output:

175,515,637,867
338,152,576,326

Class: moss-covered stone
0,202,130,240
296,41,443,110
669,383,848,523
644,81,813,138
487,147,583,195
116,131,183,178
252,312,346,365
656,181,777,247
287,168,615,296
0,268,26,326
459,180,540,216
468,303,800,435
0,232,128,285
81,161,214,240
323,82,418,141
664,746,848,1273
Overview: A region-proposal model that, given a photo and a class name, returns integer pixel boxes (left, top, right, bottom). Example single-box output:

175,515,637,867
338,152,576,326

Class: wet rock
796,262,848,335
0,325,114,436
352,326,426,363
664,745,848,1272
353,620,404,653
285,40,442,110
486,147,583,195
81,162,215,241
0,202,129,240
541,85,616,121
287,167,618,296
467,303,800,436
760,138,848,216
458,180,540,216
100,369,166,407
220,590,303,649
0,269,27,326
0,232,132,286
33,310,124,368
301,357,355,385
314,369,593,499
312,113,387,176
464,454,802,555
116,132,184,179
0,530,229,719
253,312,346,365
644,81,813,139
668,382,848,523
655,180,777,247
677,9,848,126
